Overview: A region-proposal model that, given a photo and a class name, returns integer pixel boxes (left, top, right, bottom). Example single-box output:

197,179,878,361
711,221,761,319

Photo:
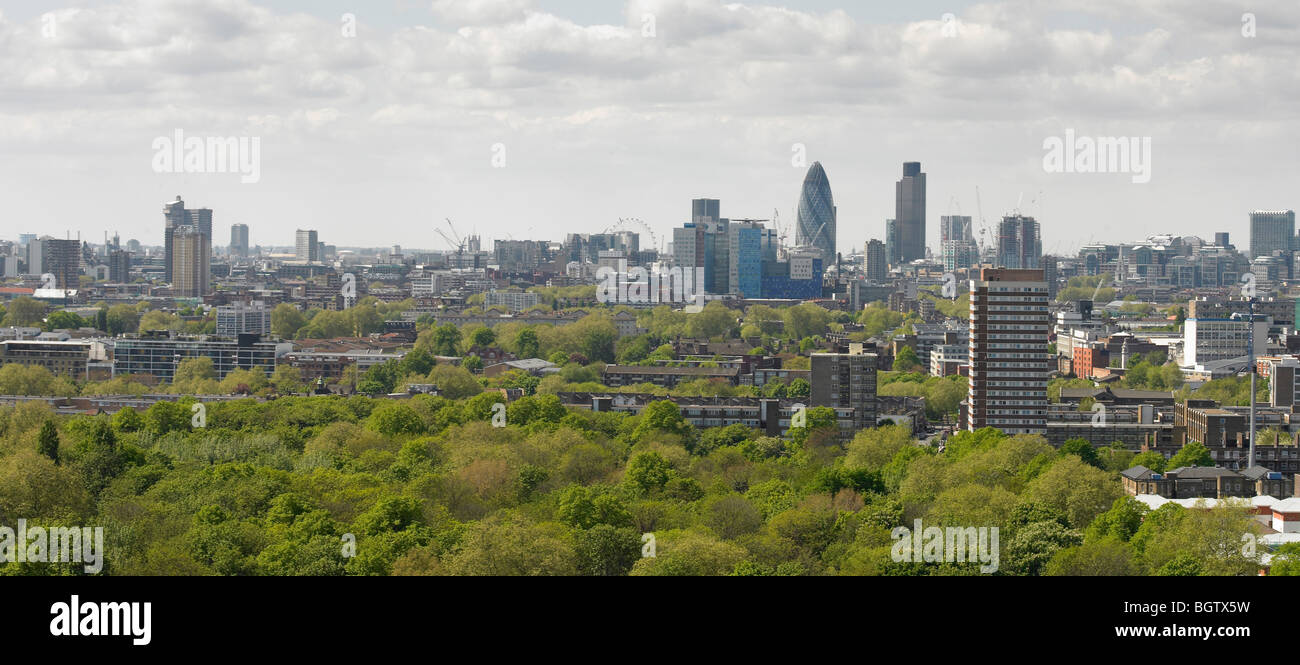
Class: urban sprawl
2,162,1298,576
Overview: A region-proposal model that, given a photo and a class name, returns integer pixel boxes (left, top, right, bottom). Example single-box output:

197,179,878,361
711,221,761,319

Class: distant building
493,239,551,272
26,237,81,289
0,340,92,379
996,215,1041,269
811,352,879,430
230,224,250,257
1270,358,1300,412
113,333,281,382
171,225,210,298
930,343,968,378
216,302,272,337
795,162,837,263
864,239,888,282
163,196,211,283
1249,210,1295,260
295,229,320,262
108,249,131,283
560,392,858,440
761,253,822,300
603,364,740,388
894,163,927,264
483,290,541,313
484,358,559,378
1183,318,1267,366
1121,465,1255,500
728,221,776,298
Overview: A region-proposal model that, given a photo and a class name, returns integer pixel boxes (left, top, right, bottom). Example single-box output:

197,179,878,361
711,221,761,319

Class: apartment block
810,352,879,430
0,340,93,379
113,332,281,382
967,268,1050,434
216,302,272,337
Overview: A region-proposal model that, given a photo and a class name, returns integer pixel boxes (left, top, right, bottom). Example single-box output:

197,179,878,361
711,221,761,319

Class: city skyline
2,0,1297,254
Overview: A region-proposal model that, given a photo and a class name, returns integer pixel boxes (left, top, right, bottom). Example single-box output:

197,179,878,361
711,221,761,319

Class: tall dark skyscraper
895,162,926,263
795,162,836,264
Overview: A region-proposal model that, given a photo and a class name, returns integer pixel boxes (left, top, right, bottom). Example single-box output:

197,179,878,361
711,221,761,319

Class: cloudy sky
2,0,1297,257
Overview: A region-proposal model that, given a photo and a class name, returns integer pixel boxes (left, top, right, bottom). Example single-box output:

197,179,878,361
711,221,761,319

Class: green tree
625,451,674,494
576,525,641,576
105,303,140,336
1166,441,1213,469
557,485,632,530
1085,496,1149,543
515,328,540,359
1059,438,1102,468
787,378,810,398
37,420,60,465
367,402,427,437
428,364,482,400
1045,540,1142,576
111,406,144,433
632,401,692,442
271,303,307,339
462,355,483,373
431,324,462,357
1003,520,1083,576
893,346,922,373
469,327,496,348
1129,450,1166,473
2,296,46,326
1268,543,1300,576
44,310,86,331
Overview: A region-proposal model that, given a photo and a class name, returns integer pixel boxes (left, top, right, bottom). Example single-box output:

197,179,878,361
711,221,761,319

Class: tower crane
975,186,991,255
436,218,467,265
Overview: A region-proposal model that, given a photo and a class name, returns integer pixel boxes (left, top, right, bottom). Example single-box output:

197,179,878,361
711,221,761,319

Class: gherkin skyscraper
795,162,836,263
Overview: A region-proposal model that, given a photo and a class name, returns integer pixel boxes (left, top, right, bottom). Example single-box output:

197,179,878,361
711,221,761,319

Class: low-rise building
484,358,559,378
602,364,740,388
557,392,858,440
483,290,541,313
113,332,284,382
1121,465,1255,499
0,339,95,379
282,350,407,383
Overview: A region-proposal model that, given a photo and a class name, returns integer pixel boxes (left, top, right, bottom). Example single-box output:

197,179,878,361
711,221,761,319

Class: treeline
1,393,1287,576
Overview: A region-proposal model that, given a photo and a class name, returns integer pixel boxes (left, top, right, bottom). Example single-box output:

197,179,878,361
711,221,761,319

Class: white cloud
430,0,533,27
0,0,1297,253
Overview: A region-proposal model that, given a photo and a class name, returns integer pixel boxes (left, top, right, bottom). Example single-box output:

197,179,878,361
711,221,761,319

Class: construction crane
772,208,790,249
975,186,991,255
436,218,467,264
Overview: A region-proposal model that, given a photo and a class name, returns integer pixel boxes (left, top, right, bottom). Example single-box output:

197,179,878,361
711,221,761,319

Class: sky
1,0,1297,256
